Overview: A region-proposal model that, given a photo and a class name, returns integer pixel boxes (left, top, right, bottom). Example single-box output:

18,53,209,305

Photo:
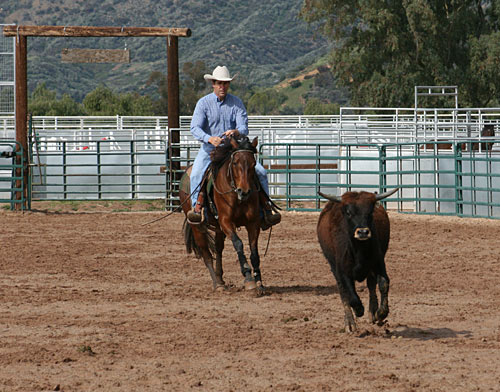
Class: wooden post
15,34,28,210
167,35,181,199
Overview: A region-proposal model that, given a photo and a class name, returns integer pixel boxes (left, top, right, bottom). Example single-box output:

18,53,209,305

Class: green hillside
1,0,333,102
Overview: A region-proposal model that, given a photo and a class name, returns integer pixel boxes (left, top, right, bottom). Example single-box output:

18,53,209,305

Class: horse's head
229,136,258,201
482,124,495,137
211,135,258,202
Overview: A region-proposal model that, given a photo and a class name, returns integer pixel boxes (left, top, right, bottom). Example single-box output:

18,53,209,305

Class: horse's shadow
390,325,472,340
265,285,338,296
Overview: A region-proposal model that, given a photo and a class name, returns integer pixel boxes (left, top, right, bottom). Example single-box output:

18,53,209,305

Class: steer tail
182,219,216,259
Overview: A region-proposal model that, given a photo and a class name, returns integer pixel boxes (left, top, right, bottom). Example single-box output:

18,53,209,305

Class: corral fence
1,109,500,218
0,141,26,209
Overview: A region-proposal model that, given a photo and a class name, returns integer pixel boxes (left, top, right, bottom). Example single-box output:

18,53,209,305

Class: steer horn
318,191,342,202
375,188,399,201
318,188,399,202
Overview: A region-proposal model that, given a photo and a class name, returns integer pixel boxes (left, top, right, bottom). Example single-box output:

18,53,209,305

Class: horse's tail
182,218,216,259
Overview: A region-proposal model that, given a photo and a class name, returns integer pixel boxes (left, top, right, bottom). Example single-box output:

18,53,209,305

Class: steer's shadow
391,325,472,340
265,285,338,296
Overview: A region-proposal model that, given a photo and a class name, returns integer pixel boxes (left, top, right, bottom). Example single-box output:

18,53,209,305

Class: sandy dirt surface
1,204,500,391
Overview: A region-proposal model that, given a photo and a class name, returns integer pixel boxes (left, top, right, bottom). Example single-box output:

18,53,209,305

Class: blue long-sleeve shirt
190,92,249,152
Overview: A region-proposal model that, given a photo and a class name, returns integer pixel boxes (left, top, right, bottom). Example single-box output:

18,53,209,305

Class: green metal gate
256,141,500,218
0,141,27,210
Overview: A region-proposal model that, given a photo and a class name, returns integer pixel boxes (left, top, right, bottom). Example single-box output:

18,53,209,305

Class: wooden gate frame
3,24,191,209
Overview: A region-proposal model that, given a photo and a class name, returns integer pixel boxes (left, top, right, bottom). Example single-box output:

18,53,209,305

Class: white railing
1,109,499,150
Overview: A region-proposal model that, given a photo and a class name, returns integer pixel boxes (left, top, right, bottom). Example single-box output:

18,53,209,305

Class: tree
247,89,287,114
146,71,168,115
300,0,500,107
82,85,155,116
304,98,339,115
180,60,210,115
29,83,84,116
82,85,120,115
146,61,212,116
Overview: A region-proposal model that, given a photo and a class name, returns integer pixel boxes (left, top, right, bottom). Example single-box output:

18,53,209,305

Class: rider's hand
208,136,223,147
223,129,239,138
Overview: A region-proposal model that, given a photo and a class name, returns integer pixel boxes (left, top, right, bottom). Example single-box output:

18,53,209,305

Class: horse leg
230,232,256,290
247,225,264,292
214,231,226,289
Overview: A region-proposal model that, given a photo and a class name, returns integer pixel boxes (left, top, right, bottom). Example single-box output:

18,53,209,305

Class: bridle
213,149,260,196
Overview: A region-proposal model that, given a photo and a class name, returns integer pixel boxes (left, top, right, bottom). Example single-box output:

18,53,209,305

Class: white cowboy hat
203,66,236,81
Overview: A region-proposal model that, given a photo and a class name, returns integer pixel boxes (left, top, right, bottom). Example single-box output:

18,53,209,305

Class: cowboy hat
203,66,236,81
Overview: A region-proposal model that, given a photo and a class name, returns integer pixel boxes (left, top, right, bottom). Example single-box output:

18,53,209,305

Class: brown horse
179,135,264,291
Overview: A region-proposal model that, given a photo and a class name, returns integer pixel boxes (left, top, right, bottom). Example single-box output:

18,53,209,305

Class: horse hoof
215,284,226,292
244,279,257,290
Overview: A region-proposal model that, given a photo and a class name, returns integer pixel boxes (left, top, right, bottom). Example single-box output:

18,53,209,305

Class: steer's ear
251,137,258,148
318,191,342,203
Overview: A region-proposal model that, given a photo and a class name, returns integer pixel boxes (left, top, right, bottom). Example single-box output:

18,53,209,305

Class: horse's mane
210,135,256,166
209,135,257,179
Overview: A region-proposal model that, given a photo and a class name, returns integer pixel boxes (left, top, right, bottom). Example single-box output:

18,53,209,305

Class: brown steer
317,189,398,332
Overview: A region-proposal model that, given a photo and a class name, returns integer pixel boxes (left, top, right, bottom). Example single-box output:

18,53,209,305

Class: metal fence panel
0,141,26,209
0,27,15,115
31,138,167,200
252,141,500,218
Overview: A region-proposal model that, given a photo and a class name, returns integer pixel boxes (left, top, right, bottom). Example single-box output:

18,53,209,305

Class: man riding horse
187,65,281,230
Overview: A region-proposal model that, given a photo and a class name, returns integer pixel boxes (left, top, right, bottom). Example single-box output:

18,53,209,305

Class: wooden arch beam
3,24,191,209
3,25,191,37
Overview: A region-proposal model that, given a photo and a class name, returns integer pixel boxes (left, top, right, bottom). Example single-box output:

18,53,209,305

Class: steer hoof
375,307,389,322
344,319,357,333
352,303,364,318
244,278,257,290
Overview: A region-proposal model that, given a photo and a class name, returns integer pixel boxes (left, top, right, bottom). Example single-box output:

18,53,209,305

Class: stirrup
261,210,281,231
187,209,203,225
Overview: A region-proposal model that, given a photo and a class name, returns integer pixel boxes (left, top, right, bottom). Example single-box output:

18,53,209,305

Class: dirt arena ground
1,203,500,391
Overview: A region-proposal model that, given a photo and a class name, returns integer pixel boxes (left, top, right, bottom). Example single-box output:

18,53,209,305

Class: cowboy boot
260,192,281,231
187,191,204,224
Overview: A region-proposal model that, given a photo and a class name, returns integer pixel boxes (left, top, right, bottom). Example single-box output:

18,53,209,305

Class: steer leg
331,267,363,332
376,273,390,322
341,296,357,332
367,273,379,323
341,275,364,318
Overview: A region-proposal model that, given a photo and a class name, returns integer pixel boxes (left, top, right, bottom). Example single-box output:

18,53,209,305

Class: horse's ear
230,137,239,149
251,137,258,148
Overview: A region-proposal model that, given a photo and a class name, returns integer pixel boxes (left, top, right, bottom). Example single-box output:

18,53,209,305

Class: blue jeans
190,147,269,207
